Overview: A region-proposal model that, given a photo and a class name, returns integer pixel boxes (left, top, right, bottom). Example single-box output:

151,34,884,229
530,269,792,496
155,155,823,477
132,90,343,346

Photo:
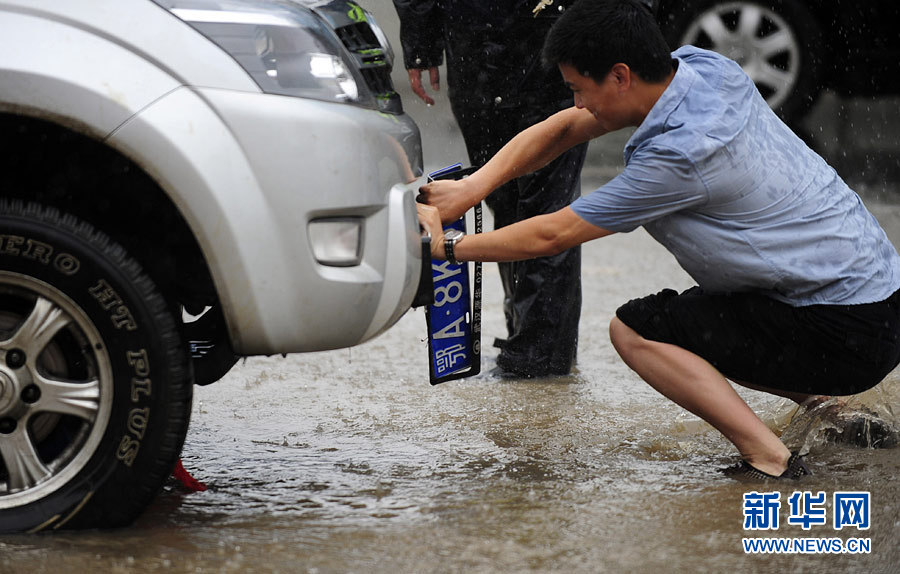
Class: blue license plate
425,165,482,384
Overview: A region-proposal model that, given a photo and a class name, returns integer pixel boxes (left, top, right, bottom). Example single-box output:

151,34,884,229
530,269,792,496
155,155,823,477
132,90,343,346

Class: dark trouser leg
452,104,587,375
497,145,586,374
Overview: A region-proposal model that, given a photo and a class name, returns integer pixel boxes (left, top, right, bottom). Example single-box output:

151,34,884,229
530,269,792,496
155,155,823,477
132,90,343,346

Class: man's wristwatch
444,229,465,265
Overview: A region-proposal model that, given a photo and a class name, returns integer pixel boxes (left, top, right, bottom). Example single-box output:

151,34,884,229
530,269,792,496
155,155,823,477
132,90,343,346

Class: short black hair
542,0,673,83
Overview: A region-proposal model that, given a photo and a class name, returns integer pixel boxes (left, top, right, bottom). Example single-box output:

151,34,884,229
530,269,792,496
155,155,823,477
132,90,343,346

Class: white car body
0,0,425,355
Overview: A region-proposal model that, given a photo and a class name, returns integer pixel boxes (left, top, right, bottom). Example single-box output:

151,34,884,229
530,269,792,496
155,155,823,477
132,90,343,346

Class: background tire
0,201,192,533
659,0,824,124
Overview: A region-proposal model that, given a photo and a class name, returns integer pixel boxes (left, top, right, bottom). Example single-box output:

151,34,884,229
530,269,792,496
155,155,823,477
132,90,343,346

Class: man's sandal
721,452,812,481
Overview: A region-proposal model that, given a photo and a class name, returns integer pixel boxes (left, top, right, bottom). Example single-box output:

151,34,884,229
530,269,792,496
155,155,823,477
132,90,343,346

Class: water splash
779,374,900,453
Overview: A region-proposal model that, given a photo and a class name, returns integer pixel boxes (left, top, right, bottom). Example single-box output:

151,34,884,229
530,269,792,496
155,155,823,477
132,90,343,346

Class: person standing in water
393,0,588,377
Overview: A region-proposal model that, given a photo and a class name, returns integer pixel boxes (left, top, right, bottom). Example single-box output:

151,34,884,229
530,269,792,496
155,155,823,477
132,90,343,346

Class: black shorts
616,287,900,396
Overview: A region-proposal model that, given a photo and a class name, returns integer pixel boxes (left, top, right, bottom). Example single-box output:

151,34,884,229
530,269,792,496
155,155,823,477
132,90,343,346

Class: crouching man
416,0,900,479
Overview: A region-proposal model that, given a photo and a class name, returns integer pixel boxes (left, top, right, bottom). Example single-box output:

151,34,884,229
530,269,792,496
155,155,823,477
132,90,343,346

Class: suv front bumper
112,86,426,354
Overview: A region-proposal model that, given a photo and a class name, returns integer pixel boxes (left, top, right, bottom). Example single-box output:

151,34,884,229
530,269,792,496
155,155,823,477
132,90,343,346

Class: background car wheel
659,0,824,123
0,201,191,533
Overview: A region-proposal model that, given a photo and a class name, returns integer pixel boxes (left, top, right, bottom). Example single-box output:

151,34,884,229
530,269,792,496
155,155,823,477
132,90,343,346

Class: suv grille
336,23,402,114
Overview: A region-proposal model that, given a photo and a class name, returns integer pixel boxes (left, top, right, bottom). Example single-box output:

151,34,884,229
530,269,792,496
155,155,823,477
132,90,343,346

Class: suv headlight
154,0,375,108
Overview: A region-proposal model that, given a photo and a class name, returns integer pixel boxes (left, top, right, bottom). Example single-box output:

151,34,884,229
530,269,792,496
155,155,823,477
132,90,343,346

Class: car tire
659,0,824,123
0,201,192,533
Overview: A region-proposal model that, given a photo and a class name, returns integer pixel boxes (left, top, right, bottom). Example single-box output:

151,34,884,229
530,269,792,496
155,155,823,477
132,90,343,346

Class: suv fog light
308,218,363,266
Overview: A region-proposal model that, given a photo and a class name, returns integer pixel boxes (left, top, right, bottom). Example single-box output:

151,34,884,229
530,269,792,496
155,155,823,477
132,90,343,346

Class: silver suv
0,0,426,532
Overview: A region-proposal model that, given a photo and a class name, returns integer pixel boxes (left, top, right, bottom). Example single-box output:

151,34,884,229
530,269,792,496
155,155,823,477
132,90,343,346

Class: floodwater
3,69,900,574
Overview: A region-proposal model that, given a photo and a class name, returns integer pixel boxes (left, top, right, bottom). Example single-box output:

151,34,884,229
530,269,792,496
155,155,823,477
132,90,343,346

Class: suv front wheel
0,201,191,533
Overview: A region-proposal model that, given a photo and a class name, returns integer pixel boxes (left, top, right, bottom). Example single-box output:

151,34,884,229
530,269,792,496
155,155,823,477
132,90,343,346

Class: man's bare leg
609,317,792,475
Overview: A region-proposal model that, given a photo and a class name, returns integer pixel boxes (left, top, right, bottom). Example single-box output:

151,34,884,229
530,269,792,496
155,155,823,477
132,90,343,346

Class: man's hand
417,203,446,259
417,177,478,224
408,67,440,105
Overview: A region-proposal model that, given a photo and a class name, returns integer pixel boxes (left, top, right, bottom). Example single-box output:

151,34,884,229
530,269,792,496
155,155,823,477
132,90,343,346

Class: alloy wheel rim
0,271,113,507
681,2,801,110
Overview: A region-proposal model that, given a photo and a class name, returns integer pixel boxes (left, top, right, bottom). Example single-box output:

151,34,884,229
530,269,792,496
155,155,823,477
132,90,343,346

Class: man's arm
418,203,614,262
418,106,608,223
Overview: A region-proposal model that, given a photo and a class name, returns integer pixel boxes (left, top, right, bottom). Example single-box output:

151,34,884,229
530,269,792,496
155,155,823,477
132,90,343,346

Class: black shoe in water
721,452,812,481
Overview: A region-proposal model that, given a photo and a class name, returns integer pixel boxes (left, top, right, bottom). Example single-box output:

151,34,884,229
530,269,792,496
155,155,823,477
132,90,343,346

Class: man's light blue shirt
571,46,900,306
